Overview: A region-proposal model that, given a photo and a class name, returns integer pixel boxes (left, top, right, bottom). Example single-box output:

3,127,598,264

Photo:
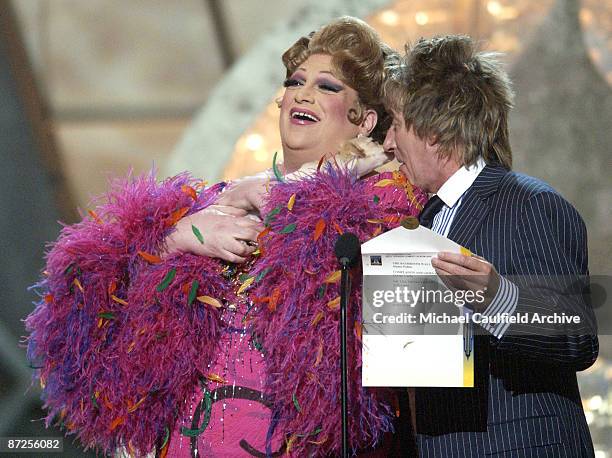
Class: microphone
334,233,361,458
335,233,361,268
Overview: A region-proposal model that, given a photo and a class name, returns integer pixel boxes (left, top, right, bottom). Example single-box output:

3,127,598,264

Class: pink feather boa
250,167,425,455
26,167,426,456
26,172,233,454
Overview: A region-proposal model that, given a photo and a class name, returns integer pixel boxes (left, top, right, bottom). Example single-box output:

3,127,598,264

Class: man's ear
426,134,438,147
426,134,447,157
358,109,378,136
426,136,443,158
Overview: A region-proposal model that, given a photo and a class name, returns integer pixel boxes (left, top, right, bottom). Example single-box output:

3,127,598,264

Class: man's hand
431,251,501,311
164,205,264,263
298,136,393,177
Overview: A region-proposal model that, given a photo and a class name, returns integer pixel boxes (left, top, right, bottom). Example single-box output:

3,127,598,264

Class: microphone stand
338,256,351,458
335,232,360,458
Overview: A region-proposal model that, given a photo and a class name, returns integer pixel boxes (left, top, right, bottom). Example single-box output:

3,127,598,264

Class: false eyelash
283,78,302,87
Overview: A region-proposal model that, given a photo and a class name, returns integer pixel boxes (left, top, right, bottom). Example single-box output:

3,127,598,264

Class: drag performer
26,17,426,457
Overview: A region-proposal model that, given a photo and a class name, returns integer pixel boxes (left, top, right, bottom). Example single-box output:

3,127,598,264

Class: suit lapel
447,165,507,249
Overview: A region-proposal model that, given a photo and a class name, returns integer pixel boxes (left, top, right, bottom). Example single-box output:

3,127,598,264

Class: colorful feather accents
25,166,427,457
25,172,231,456
249,166,426,456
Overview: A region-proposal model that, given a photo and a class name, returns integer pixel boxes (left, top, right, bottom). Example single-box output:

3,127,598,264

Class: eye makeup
283,78,303,88
283,78,343,94
283,68,345,93
317,79,343,93
284,70,306,88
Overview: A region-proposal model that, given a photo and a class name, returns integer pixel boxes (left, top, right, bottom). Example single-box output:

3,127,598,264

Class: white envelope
361,225,474,388
361,224,462,256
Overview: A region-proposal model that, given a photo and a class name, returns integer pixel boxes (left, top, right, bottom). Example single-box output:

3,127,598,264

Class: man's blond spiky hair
383,35,514,169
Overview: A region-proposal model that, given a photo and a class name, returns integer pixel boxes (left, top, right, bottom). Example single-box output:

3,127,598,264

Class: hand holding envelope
431,252,501,311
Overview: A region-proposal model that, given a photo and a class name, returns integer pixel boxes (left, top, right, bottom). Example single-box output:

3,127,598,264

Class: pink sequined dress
167,301,284,457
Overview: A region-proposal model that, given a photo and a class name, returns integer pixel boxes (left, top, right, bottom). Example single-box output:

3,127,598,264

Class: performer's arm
432,191,597,371
25,171,240,456
490,191,598,371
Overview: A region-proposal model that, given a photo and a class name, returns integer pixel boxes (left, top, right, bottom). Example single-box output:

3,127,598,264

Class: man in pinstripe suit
382,35,598,457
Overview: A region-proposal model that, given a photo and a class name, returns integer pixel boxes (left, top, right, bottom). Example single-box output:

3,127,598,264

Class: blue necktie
419,195,444,228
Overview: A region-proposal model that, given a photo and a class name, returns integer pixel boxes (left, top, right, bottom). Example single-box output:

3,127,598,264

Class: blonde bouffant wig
282,17,395,143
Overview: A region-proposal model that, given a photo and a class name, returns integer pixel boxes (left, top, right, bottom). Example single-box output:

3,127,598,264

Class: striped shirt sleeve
477,276,519,338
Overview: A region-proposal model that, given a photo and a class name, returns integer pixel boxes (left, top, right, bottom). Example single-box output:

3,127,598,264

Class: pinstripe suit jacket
414,164,598,457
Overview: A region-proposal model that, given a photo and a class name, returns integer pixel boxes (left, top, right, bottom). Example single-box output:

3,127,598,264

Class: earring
275,97,282,108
